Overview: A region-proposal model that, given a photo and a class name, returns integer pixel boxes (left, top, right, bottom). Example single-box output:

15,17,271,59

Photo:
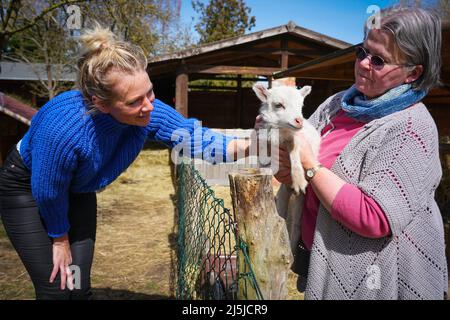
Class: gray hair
364,6,442,93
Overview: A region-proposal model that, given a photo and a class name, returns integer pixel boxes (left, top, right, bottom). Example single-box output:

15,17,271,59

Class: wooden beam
300,54,355,73
187,65,281,76
148,62,178,77
189,85,237,91
188,74,265,82
295,75,355,82
176,71,189,117
274,44,358,79
229,47,328,56
281,61,355,81
236,75,242,128
281,39,289,70
0,106,31,125
184,52,256,68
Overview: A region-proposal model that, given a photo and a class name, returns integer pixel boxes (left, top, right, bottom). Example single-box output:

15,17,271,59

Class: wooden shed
147,21,352,129
0,93,37,165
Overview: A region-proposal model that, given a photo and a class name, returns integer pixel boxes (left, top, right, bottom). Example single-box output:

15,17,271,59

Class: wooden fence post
229,168,293,300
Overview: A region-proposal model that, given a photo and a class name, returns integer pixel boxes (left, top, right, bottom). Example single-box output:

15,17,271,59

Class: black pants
0,146,97,300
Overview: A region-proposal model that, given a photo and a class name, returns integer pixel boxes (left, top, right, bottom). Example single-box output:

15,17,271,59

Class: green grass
146,281,161,292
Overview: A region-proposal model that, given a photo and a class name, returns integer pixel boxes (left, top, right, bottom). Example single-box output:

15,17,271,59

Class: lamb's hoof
298,181,308,194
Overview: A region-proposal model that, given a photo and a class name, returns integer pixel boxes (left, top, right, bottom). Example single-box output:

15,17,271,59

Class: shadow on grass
92,288,174,300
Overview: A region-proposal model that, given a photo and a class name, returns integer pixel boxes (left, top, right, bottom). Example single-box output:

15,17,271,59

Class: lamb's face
253,84,312,129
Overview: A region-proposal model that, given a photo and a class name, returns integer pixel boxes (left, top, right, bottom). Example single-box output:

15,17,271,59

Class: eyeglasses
355,46,415,69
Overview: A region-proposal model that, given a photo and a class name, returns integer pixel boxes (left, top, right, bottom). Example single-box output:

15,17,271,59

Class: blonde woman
0,27,247,300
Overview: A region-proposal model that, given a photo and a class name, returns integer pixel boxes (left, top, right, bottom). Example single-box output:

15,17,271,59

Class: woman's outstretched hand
50,233,74,290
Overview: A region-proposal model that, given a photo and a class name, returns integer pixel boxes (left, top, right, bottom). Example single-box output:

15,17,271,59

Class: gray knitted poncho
304,92,448,300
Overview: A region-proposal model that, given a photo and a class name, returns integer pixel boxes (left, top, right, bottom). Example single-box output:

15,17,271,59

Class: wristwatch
305,164,324,182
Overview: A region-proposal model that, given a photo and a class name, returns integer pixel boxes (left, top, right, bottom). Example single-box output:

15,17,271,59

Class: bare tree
0,0,86,63
439,0,450,20
4,0,194,100
79,0,192,57
6,1,79,99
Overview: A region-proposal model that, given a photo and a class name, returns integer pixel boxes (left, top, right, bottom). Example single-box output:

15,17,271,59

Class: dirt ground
0,148,302,300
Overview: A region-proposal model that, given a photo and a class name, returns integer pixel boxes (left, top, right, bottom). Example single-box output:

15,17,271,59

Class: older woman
0,27,249,300
276,6,448,299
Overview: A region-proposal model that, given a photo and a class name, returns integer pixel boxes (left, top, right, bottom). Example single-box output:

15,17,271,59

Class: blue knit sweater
18,90,234,237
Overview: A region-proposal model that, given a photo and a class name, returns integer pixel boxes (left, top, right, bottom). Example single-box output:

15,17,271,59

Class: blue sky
180,0,400,44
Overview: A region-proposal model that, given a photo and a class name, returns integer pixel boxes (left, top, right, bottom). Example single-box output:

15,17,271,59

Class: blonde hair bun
80,26,116,54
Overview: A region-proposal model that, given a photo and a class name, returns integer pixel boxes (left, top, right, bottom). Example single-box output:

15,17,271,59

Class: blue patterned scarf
341,84,427,122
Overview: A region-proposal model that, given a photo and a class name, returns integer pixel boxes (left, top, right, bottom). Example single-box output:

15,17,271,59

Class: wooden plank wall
187,81,353,129
429,107,450,138
188,89,260,129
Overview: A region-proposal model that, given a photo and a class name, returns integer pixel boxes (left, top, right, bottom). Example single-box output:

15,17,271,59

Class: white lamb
253,84,321,194
252,84,321,252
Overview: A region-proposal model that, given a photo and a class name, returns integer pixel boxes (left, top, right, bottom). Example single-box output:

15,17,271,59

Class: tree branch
2,0,20,31
2,0,87,37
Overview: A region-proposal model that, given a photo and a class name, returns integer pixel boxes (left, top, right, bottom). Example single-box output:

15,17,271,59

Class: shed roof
148,21,352,78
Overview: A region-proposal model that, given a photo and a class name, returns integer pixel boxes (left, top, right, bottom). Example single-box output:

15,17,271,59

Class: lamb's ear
252,84,270,102
299,85,312,98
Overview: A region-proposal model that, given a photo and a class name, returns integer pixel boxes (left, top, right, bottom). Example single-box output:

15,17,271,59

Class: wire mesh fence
176,159,263,300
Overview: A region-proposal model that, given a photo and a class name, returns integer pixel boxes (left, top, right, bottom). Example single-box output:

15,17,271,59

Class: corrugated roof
0,62,76,82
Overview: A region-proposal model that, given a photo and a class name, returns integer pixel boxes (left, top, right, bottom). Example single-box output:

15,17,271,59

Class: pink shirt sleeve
331,183,391,238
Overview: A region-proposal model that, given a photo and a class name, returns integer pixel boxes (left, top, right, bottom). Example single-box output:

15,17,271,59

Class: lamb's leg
275,184,291,220
285,193,304,254
276,185,304,254
289,140,307,194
